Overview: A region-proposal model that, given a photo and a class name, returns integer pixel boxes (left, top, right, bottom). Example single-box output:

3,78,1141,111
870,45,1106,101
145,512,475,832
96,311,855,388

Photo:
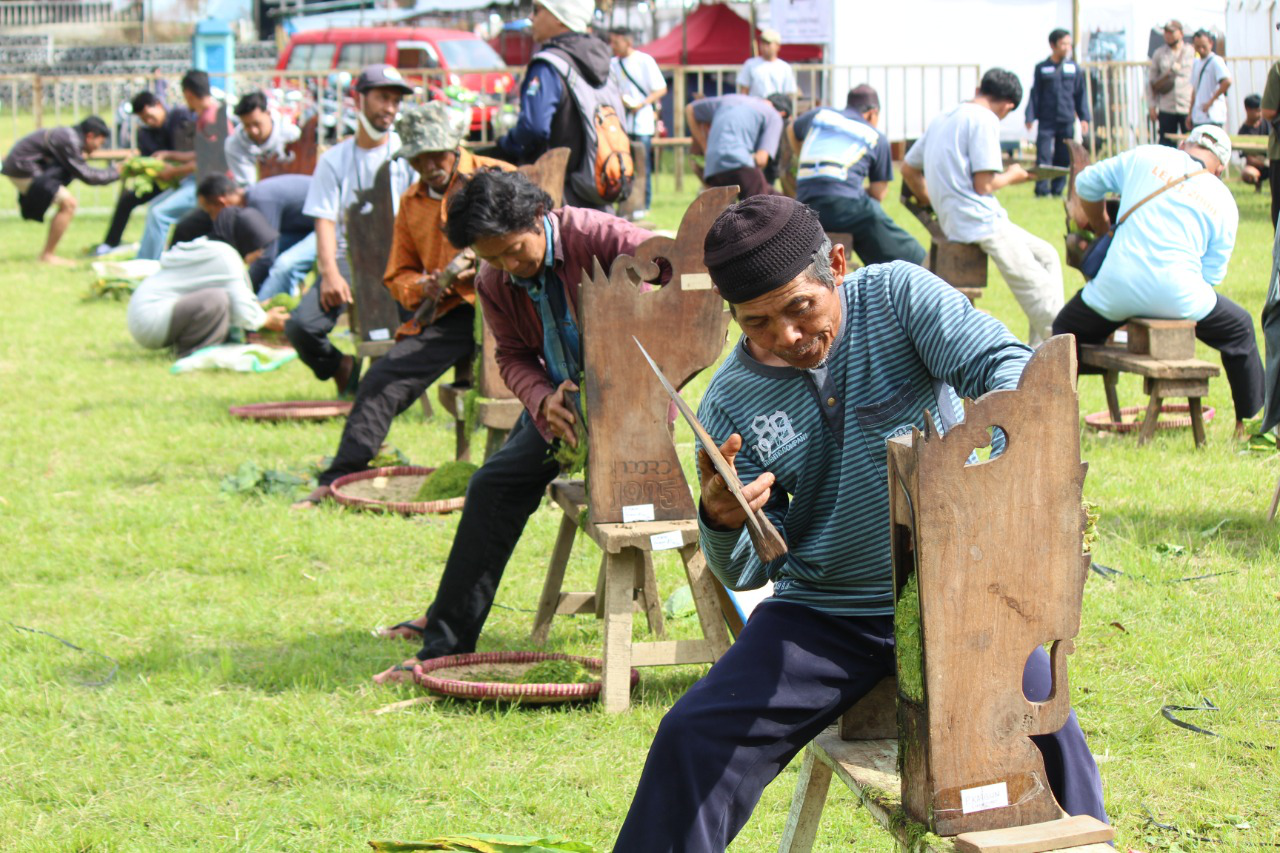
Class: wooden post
32,75,43,129
673,71,686,191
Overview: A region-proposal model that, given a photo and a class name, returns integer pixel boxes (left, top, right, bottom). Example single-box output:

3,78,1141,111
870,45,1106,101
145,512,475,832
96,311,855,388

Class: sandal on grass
376,621,425,640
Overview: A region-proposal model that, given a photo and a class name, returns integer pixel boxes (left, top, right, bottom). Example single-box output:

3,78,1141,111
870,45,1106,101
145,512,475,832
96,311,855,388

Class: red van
277,27,516,134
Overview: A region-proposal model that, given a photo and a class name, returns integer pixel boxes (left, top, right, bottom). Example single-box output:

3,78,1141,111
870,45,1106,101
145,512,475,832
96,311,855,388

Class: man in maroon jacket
373,169,656,681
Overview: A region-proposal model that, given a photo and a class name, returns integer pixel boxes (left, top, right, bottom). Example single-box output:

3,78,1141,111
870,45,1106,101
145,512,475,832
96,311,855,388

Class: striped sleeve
886,263,1032,396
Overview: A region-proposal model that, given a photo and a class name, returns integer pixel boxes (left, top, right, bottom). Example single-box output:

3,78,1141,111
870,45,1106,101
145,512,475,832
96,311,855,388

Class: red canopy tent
638,3,822,65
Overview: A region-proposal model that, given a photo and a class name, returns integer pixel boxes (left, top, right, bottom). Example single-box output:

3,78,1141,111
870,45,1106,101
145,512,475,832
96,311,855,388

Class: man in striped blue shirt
615,196,1107,851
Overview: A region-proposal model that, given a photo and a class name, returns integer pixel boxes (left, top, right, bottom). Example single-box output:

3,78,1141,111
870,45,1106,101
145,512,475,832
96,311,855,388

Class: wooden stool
779,732,1113,853
901,192,986,302
530,479,733,713
1079,318,1219,448
437,319,522,461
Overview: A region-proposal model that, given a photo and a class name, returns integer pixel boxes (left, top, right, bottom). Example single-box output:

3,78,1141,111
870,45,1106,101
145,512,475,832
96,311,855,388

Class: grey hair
800,234,835,289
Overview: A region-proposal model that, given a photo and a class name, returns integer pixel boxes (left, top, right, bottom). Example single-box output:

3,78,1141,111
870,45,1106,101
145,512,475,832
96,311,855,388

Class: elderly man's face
410,149,459,193
731,245,847,370
472,220,546,280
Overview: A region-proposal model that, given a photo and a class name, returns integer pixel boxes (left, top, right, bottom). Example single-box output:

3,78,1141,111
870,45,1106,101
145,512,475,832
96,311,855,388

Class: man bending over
373,169,657,677
614,195,1108,851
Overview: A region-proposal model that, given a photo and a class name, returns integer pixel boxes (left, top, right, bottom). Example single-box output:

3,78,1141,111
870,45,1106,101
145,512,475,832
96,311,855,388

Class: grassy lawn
1,168,1278,852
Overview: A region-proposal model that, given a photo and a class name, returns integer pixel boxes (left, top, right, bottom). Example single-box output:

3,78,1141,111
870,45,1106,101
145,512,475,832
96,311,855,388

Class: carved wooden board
195,103,230,181
258,115,318,179
517,147,570,209
889,336,1090,836
345,159,402,349
581,186,736,524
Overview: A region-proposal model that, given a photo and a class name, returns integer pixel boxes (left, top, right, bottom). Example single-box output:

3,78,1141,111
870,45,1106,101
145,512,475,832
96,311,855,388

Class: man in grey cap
295,102,514,507
286,64,417,396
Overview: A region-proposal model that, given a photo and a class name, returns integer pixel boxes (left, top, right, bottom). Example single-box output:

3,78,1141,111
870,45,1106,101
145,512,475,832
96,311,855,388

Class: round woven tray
330,466,466,515
414,651,637,704
1084,402,1215,433
228,400,353,422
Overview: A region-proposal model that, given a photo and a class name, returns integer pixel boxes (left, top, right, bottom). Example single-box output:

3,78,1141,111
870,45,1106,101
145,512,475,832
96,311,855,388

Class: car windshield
435,38,505,70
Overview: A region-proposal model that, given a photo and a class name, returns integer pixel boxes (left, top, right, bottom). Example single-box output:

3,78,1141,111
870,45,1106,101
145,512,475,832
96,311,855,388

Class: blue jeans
255,231,316,302
137,177,197,260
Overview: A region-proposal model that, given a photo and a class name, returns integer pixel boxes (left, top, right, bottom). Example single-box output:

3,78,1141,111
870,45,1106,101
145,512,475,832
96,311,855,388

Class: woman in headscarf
127,206,289,358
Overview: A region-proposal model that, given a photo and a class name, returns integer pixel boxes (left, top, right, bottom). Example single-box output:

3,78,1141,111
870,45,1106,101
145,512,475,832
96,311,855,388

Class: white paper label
649,530,684,551
960,781,1009,814
681,273,713,290
368,328,391,342
622,503,655,523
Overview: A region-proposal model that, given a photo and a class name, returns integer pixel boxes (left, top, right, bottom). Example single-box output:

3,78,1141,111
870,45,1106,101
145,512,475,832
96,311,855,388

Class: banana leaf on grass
368,835,594,852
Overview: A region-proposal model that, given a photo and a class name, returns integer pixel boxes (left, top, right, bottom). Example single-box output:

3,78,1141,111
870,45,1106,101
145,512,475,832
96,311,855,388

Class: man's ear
829,241,847,282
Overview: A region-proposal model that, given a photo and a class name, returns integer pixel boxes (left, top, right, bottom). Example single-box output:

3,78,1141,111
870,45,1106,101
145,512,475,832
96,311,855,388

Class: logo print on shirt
751,410,807,464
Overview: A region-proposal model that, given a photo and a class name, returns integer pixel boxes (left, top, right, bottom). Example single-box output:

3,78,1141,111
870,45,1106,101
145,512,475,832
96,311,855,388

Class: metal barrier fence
0,61,980,212
0,1,138,27
1082,56,1278,160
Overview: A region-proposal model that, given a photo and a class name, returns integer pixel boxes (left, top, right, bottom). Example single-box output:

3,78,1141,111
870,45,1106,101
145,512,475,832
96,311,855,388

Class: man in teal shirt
615,195,1107,851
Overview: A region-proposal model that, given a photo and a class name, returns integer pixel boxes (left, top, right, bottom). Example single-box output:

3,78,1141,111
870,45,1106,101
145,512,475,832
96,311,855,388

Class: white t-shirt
736,57,796,98
1190,53,1230,125
904,102,1007,244
302,134,416,260
610,51,665,137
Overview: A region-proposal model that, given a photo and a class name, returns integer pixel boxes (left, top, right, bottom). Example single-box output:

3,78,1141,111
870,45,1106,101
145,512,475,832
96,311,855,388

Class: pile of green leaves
1082,500,1100,553
263,293,301,312
415,461,478,502
369,446,411,469
219,460,314,499
85,277,136,302
120,156,179,195
894,572,924,704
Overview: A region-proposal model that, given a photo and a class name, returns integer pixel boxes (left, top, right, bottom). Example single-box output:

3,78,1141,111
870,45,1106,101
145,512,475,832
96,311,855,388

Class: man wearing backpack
496,0,632,211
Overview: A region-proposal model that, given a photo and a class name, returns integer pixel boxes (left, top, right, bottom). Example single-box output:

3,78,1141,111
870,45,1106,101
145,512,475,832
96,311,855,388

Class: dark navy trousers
1035,124,1073,196
614,599,1108,852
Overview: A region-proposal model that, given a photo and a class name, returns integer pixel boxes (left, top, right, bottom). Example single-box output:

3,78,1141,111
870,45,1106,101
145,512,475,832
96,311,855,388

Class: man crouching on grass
373,169,660,682
613,195,1109,851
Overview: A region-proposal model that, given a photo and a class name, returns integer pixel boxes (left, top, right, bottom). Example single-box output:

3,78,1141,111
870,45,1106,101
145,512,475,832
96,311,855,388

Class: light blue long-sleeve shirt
1076,144,1237,322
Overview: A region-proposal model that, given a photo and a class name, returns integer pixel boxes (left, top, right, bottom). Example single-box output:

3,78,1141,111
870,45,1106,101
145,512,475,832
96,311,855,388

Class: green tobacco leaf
369,835,594,852
1154,542,1188,559
663,584,696,618
1198,518,1230,539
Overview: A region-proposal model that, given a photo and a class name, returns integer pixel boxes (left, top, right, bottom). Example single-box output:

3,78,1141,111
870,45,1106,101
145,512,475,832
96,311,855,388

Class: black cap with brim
356,64,414,95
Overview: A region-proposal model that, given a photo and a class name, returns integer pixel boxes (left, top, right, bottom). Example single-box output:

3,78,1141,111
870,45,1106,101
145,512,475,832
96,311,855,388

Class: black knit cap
703,195,826,304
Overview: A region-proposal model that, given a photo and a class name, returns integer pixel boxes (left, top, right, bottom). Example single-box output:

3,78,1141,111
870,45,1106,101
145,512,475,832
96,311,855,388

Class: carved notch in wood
581,186,736,524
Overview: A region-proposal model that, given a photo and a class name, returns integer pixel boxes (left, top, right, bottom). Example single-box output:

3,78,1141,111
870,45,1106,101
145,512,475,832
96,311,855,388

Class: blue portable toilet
192,17,236,97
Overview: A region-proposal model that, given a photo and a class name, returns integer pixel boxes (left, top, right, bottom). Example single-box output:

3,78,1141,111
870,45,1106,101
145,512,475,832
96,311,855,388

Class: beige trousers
975,220,1065,346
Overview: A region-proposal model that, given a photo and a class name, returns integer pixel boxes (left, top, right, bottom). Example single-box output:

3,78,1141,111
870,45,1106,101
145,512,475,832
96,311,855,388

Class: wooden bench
1079,318,1220,448
436,319,522,462
780,732,1114,853
530,479,732,713
901,192,986,302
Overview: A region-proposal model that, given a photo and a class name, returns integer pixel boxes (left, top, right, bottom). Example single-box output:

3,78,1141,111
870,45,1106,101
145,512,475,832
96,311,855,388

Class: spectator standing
1,116,119,265
136,70,224,260
496,0,626,211
94,92,195,256
792,84,924,265
609,27,667,219
902,69,1064,345
1148,20,1194,146
286,64,417,397
1190,30,1231,128
1025,28,1091,198
1262,62,1280,227
224,91,302,187
1052,126,1261,434
196,173,316,301
687,93,788,200
1239,94,1270,191
736,29,796,99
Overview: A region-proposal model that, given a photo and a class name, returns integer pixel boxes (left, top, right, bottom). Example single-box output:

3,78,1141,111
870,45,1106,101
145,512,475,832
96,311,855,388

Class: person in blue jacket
1026,29,1091,198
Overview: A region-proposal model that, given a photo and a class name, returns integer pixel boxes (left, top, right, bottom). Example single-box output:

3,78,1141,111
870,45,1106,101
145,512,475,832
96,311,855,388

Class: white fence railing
0,1,138,28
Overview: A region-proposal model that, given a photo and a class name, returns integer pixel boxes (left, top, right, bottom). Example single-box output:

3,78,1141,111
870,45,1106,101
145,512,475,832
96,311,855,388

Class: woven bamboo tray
1084,402,1215,433
228,400,353,422
330,466,466,515
414,651,637,704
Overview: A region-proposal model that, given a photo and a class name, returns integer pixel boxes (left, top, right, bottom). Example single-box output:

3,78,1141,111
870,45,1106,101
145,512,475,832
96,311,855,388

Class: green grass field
1,169,1278,852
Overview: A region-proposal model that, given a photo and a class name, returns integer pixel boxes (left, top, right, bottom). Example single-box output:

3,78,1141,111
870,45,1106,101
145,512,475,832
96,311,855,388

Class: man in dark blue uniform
1026,28,1091,198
